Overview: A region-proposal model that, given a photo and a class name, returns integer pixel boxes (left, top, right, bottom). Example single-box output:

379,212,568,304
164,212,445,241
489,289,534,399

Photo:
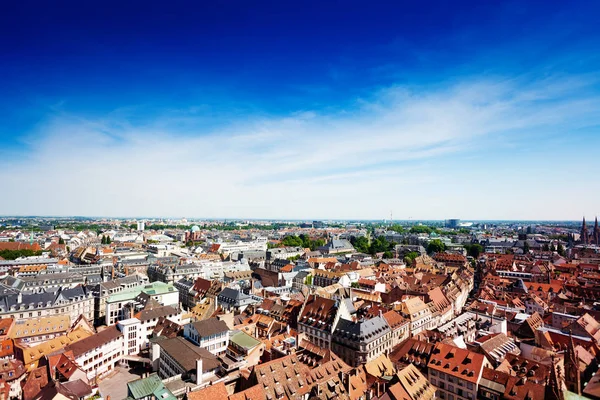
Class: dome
191,225,200,232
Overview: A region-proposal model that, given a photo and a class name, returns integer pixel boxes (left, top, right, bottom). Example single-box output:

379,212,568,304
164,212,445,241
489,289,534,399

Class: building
64,324,125,382
217,288,262,313
147,264,205,284
382,310,410,347
427,343,490,400
105,281,179,325
91,274,148,325
183,317,230,356
155,337,221,385
399,296,434,336
0,287,94,323
318,239,355,255
445,219,461,229
387,364,436,400
7,315,70,345
298,295,354,349
127,373,176,400
331,315,393,367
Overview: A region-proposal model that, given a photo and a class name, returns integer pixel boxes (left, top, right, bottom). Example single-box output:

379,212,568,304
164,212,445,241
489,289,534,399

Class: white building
65,325,126,382
183,317,230,356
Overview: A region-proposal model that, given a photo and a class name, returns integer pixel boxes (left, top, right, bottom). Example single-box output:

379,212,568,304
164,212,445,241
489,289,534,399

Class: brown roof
187,382,228,400
0,242,42,251
382,311,408,330
135,305,179,322
191,317,229,338
481,367,545,400
253,354,311,400
228,384,266,400
22,366,48,400
428,343,487,384
192,278,212,295
299,295,337,330
158,337,220,372
0,339,14,359
65,325,122,358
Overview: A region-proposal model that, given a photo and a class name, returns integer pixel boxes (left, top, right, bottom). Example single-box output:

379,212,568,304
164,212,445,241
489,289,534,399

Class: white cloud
2,74,600,220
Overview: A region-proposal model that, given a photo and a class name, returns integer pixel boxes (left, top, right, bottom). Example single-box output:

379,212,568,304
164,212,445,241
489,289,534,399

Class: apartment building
298,295,354,349
399,297,434,336
64,325,125,382
183,318,230,356
7,315,70,345
427,343,490,400
90,274,148,325
0,287,94,323
104,282,179,325
331,315,393,367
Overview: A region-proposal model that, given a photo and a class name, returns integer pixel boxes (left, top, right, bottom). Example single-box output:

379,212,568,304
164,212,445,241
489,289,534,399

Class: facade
399,296,434,336
64,325,125,382
105,282,179,325
0,288,93,323
298,295,354,349
155,337,221,385
217,288,262,313
331,315,393,367
427,343,490,400
91,274,148,325
183,317,230,356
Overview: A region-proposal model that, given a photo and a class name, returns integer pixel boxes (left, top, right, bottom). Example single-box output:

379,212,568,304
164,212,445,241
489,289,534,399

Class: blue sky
1,1,600,220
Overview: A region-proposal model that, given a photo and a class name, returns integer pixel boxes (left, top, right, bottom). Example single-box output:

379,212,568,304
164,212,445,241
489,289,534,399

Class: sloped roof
190,317,229,338
127,373,176,400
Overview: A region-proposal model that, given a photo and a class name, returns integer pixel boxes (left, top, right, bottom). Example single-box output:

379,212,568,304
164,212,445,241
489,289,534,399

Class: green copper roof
107,281,176,303
230,330,261,350
127,373,176,400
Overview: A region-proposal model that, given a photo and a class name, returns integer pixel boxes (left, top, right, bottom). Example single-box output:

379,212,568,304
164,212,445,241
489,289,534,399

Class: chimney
196,358,203,386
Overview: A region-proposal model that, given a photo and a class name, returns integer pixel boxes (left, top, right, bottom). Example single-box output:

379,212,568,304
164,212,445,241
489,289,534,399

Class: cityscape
2,1,600,400
1,217,600,400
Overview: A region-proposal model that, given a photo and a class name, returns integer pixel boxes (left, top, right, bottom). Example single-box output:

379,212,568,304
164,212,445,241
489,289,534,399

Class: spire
546,355,564,400
594,217,600,246
564,330,581,395
581,217,589,245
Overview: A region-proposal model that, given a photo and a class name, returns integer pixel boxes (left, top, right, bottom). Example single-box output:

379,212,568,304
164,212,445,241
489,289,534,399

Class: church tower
564,331,582,395
594,217,600,246
546,355,565,400
581,217,589,245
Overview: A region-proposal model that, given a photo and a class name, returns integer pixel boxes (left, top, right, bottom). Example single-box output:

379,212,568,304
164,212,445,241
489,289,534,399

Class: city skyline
2,1,600,219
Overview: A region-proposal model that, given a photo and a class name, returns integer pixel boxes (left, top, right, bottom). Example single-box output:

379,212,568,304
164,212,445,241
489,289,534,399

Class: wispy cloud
2,73,600,219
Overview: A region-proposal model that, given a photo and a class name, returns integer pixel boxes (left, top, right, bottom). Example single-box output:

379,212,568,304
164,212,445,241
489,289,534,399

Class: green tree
542,243,550,251
388,225,405,233
370,236,392,255
410,225,434,234
281,235,304,247
464,243,483,258
350,236,370,254
403,251,419,265
427,239,446,254
557,243,566,257
0,249,43,260
100,235,106,245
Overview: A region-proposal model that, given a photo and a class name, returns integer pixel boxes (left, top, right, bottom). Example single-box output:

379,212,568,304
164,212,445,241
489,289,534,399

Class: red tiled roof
428,343,486,384
187,382,228,400
0,242,42,251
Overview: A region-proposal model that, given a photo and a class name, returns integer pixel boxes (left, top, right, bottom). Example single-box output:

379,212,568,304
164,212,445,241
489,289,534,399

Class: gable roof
187,382,228,400
190,317,229,337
